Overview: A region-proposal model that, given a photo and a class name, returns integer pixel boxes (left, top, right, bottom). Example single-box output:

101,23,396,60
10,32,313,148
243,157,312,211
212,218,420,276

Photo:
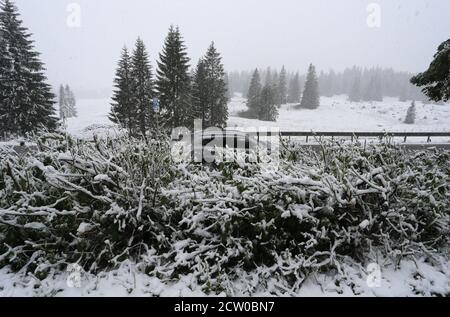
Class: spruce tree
374,74,383,101
277,66,287,105
264,67,272,86
0,0,57,136
411,39,450,102
258,84,278,121
156,25,192,129
363,75,383,102
245,68,262,118
299,64,320,109
130,38,154,137
109,47,134,134
287,72,301,103
203,42,228,128
0,26,10,135
349,76,361,102
59,85,67,121
192,58,209,126
65,85,77,118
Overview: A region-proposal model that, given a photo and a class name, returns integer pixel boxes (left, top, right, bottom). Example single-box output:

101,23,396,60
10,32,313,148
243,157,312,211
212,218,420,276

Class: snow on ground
228,94,450,133
65,98,118,139
0,257,448,297
65,95,450,140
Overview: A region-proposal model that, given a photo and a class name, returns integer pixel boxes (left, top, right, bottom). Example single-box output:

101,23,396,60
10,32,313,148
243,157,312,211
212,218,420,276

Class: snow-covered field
67,95,450,139
228,94,450,132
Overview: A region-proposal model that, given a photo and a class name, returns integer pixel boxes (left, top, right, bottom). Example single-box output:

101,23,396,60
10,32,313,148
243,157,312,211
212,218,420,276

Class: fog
15,0,450,97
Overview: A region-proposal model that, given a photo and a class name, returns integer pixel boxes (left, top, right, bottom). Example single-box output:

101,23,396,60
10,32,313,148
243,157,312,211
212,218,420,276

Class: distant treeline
229,66,430,102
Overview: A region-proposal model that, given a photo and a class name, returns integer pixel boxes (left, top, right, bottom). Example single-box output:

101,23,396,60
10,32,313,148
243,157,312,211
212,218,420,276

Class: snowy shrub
0,133,174,274
147,140,449,292
0,133,449,295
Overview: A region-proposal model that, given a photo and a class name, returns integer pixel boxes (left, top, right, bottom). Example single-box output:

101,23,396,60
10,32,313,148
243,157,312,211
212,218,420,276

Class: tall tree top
157,25,190,78
411,39,450,102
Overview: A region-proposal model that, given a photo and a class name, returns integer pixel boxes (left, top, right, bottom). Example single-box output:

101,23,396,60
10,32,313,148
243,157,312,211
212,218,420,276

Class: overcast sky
14,0,450,95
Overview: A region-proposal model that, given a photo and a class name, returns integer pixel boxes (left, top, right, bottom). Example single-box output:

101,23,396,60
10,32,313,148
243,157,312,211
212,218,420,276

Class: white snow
228,94,450,133
76,222,95,235
64,95,450,141
359,220,370,230
0,256,448,297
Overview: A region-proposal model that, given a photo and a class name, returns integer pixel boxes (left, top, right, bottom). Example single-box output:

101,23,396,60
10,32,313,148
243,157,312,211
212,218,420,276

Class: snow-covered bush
0,133,174,274
0,133,449,295
145,140,449,292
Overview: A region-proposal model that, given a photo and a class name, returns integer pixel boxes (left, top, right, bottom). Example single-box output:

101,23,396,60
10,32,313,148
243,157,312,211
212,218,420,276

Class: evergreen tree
258,84,278,121
0,26,10,134
363,75,383,102
0,0,57,136
411,39,450,102
264,67,272,86
245,68,262,118
272,70,279,87
277,66,287,105
59,85,67,121
202,42,228,128
130,38,154,137
192,58,209,125
404,101,416,124
156,25,192,129
64,85,77,118
299,64,320,109
109,47,134,133
287,72,301,103
349,75,361,102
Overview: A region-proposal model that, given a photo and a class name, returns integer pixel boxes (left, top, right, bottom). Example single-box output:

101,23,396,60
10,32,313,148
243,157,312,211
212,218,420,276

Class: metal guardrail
244,131,450,143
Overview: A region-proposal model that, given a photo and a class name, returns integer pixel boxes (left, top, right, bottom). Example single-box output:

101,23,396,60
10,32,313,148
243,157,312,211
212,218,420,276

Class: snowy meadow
64,95,450,138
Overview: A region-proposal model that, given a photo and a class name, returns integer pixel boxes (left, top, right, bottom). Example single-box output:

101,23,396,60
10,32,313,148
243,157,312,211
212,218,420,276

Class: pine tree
363,74,383,102
59,85,67,121
192,58,209,125
374,74,383,101
404,101,416,124
0,22,10,135
264,67,272,86
287,72,301,104
277,66,287,105
109,47,134,133
411,39,450,102
349,76,361,102
130,38,154,137
156,25,192,129
245,68,262,118
65,85,77,118
202,42,228,128
299,64,320,109
0,0,57,136
258,84,278,121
